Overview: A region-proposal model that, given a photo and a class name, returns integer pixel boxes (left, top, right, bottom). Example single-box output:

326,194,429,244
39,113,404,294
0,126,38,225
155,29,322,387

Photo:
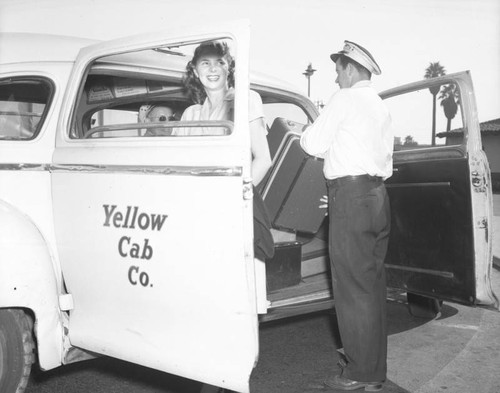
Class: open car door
52,22,258,392
381,71,498,311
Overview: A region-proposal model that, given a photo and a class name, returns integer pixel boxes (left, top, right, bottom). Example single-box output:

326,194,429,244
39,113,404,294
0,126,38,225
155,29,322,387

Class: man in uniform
300,41,393,391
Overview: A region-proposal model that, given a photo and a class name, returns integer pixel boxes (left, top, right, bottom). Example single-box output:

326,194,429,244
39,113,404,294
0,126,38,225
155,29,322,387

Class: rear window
0,77,54,140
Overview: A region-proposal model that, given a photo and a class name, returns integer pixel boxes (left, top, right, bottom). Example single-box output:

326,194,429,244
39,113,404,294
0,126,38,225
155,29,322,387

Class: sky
1,0,499,124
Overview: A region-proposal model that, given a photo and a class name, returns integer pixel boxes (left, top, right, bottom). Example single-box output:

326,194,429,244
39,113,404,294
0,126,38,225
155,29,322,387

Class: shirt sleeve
172,105,197,136
249,90,265,122
300,90,348,157
180,105,197,121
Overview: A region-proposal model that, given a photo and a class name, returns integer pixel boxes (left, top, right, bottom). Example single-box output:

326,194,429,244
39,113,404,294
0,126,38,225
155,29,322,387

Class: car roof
0,32,305,96
0,32,97,64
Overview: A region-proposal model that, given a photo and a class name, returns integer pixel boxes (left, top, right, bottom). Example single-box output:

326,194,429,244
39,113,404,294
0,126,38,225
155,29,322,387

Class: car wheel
0,309,35,393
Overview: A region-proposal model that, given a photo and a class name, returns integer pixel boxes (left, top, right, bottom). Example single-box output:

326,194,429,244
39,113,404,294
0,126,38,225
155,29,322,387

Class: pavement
386,273,500,393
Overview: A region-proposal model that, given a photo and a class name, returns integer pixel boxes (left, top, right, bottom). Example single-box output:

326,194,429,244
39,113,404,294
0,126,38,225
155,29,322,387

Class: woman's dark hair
183,41,235,104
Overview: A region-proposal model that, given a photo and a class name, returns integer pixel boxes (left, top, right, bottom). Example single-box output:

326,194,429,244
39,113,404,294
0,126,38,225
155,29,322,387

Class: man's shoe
324,374,383,391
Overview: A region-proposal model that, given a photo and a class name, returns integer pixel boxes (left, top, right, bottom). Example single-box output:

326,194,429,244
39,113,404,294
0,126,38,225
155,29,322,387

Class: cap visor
330,53,341,62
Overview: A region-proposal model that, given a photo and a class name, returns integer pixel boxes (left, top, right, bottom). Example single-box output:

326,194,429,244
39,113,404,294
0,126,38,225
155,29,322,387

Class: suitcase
263,129,327,234
267,117,305,159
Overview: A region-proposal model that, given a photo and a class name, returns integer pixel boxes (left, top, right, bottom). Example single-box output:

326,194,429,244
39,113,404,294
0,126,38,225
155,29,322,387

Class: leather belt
326,174,383,187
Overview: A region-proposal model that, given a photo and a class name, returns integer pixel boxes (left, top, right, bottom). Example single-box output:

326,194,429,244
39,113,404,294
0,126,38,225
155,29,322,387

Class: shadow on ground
28,357,201,393
250,300,434,393
28,298,453,393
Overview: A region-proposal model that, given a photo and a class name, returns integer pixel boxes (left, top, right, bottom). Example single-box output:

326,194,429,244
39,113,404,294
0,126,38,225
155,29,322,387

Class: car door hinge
243,178,253,200
59,294,74,311
471,171,486,192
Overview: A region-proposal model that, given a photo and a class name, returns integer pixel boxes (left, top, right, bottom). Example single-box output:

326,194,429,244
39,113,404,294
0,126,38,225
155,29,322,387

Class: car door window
384,81,464,151
0,77,54,140
70,40,236,139
379,73,498,308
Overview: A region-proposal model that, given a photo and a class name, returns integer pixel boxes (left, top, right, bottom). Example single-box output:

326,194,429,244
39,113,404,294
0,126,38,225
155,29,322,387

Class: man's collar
352,80,372,88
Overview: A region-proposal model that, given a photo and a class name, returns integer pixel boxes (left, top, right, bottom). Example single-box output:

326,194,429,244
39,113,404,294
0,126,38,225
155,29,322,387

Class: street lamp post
314,100,325,110
303,63,316,98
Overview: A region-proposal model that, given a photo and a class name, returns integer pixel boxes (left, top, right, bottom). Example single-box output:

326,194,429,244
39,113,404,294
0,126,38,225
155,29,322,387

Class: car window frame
0,75,55,141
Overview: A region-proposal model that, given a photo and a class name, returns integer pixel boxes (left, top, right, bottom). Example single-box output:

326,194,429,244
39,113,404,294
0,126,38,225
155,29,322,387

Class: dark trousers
327,175,390,382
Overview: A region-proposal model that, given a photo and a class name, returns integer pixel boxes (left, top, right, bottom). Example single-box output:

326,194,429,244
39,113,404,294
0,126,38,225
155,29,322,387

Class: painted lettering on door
102,204,168,288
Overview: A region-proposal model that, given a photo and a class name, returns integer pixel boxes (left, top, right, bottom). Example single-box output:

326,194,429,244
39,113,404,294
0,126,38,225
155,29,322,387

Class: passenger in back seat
138,104,177,136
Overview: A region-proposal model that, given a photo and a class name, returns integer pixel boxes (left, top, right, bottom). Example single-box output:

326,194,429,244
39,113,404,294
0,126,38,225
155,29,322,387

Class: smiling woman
173,40,236,136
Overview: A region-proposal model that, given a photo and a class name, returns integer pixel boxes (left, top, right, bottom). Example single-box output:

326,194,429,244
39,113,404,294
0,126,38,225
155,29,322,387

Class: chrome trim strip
84,119,233,139
385,263,454,278
268,289,332,309
0,163,50,171
0,163,242,177
386,182,451,188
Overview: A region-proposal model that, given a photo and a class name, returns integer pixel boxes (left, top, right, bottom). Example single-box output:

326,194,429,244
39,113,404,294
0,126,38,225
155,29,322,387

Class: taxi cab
0,22,498,393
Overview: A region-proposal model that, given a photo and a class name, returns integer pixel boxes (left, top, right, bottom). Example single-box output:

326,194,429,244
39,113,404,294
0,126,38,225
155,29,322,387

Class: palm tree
439,84,459,132
424,62,446,146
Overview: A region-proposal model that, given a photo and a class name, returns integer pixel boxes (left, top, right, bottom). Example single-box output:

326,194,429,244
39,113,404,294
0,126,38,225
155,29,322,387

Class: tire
0,309,35,393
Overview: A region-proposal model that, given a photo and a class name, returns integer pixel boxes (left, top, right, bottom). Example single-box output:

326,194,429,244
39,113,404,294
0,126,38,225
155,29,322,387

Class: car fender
0,199,64,370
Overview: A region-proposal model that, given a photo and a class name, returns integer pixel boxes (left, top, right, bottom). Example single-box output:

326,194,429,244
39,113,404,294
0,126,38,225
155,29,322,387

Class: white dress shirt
300,80,393,180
